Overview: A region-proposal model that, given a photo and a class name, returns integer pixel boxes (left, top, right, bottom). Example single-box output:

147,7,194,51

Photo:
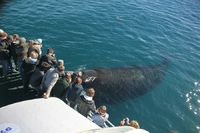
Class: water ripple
1,0,200,133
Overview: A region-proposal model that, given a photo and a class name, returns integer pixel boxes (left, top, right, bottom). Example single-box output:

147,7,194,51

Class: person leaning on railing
91,105,109,128
119,117,140,129
75,88,96,117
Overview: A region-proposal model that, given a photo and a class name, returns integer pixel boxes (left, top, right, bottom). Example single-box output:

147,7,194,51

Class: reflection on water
0,0,200,133
185,82,200,115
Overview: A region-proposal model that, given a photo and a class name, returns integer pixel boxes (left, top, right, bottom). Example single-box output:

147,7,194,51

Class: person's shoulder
45,68,53,73
76,84,84,90
91,113,102,121
53,72,59,78
23,43,29,48
58,77,69,84
44,53,50,57
92,112,101,117
75,95,82,102
77,84,84,89
0,39,6,45
32,45,40,49
105,113,109,119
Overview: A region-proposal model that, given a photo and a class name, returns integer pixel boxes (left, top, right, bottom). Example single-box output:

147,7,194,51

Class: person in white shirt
42,65,65,98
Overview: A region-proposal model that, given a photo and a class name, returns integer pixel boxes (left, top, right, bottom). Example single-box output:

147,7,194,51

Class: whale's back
82,59,169,103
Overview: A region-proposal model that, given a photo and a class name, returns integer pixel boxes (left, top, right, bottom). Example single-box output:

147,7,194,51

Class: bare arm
45,73,59,98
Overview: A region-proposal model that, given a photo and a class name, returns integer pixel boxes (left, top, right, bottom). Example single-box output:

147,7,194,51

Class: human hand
43,93,48,99
125,117,130,124
6,50,10,53
119,120,125,126
95,109,99,113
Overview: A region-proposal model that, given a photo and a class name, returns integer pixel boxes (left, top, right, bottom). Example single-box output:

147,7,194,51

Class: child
91,105,109,128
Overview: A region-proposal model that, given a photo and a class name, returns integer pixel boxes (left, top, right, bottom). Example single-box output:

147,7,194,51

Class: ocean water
0,0,200,133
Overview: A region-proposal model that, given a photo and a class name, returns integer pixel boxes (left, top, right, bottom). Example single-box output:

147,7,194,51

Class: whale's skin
77,59,169,104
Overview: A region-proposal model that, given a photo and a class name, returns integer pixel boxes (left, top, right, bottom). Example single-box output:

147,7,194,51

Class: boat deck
0,98,101,133
0,65,149,133
0,65,37,108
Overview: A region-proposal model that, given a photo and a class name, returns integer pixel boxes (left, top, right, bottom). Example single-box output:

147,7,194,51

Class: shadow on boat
0,66,37,107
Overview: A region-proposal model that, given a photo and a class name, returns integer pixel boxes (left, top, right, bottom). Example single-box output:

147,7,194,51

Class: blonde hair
129,120,140,129
27,51,38,63
20,37,26,44
30,51,38,59
1,32,7,38
86,88,95,97
99,105,107,114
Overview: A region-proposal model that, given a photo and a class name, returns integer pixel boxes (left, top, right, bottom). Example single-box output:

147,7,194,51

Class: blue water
1,0,200,132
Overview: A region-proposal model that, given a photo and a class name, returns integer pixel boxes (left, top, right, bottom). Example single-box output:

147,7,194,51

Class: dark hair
47,48,54,54
7,35,13,41
13,34,19,39
57,65,65,72
74,77,82,84
65,72,71,78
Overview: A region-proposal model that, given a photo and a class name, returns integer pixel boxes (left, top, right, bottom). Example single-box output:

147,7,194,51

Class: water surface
0,0,200,132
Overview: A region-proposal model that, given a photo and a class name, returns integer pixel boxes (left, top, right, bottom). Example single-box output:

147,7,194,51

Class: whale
74,59,169,104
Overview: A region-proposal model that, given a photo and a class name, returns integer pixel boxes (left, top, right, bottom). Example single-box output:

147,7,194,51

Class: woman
21,51,39,95
91,105,109,128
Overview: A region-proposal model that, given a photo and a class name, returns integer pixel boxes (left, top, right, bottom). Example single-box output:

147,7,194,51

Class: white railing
87,111,115,128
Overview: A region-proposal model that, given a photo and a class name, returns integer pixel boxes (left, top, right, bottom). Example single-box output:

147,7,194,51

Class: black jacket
75,95,96,117
22,59,39,75
0,39,10,60
39,54,57,67
64,84,83,102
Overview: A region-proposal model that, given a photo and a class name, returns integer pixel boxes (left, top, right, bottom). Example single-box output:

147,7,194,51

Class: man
75,88,96,117
50,71,72,98
27,39,42,59
62,77,83,107
10,34,20,70
22,51,39,95
42,65,65,99
0,33,13,79
15,37,29,82
29,62,51,94
39,47,57,68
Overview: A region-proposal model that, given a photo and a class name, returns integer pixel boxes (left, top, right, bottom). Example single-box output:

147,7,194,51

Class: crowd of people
0,29,141,129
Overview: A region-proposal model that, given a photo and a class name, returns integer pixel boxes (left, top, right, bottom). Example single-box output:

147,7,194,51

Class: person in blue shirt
91,105,109,128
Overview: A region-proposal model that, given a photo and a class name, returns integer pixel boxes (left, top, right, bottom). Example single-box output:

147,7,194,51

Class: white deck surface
0,98,100,133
